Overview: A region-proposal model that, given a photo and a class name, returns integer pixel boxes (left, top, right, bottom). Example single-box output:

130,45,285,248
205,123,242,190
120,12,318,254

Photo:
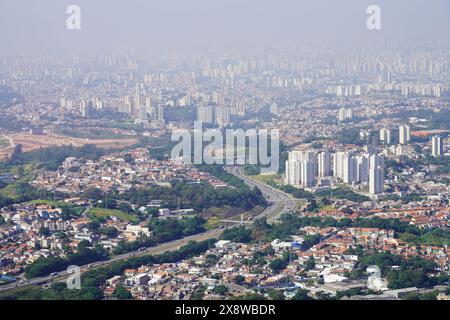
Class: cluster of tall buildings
121,83,164,125
377,125,411,146
401,83,444,98
196,98,251,127
60,97,104,117
379,128,392,144
284,151,317,187
235,100,246,116
378,124,447,158
197,105,233,127
285,150,385,195
398,125,411,145
432,135,444,157
378,127,444,157
333,85,364,97
377,67,392,84
338,108,353,122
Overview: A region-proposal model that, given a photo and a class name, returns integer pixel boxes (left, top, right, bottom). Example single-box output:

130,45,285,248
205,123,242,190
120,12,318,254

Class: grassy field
88,207,139,223
204,216,221,229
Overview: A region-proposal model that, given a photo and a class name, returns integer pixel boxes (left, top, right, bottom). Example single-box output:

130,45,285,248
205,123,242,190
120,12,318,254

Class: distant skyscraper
369,154,384,195
270,103,278,115
123,95,131,113
60,98,66,109
66,100,73,111
333,151,356,183
156,106,164,124
139,104,147,122
288,151,300,162
333,151,347,180
95,98,104,110
342,154,357,184
135,83,141,111
211,91,220,104
399,125,411,144
285,151,317,187
318,151,331,177
432,136,443,157
197,106,214,124
347,109,353,120
80,100,88,117
356,154,369,182
369,165,383,195
338,108,353,122
369,154,384,172
285,158,301,186
301,160,315,187
145,96,152,114
215,106,231,127
235,101,246,116
380,128,391,144
338,108,346,122
378,67,392,84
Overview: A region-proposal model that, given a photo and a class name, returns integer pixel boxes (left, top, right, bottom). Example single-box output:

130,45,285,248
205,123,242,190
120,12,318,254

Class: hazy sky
1,0,449,54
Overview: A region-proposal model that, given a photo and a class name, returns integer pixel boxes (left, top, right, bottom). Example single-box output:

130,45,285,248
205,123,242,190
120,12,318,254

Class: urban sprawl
0,45,449,301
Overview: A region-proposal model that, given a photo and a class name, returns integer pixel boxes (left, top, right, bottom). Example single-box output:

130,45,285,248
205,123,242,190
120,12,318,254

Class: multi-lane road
0,166,294,292
225,166,296,223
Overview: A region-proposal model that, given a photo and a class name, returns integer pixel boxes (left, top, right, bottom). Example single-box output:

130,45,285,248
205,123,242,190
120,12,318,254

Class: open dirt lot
0,133,138,160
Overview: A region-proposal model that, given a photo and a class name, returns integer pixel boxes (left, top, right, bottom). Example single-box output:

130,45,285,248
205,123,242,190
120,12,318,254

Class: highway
225,166,296,223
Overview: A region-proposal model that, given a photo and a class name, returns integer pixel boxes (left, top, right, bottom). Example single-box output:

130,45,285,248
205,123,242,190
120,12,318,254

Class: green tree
304,256,316,271
235,275,245,285
269,258,287,273
213,285,228,295
205,254,219,266
267,289,285,300
220,226,252,243
9,144,23,162
99,226,119,238
292,289,312,300
113,285,132,300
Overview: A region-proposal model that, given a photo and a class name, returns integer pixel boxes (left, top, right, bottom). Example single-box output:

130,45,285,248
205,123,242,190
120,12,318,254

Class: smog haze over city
1,0,450,53
0,0,449,309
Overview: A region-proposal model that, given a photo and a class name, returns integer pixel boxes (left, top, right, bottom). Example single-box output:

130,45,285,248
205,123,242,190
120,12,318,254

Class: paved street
225,166,296,223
